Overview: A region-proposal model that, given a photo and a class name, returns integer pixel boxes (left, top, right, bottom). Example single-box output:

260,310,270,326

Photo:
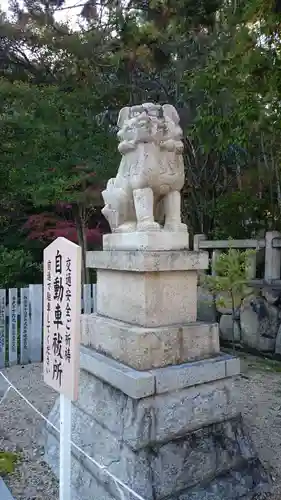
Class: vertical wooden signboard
43,237,81,500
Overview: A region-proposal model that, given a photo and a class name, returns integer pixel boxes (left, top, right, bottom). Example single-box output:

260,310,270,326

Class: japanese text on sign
43,238,81,400
0,292,5,355
11,295,17,353
22,295,29,351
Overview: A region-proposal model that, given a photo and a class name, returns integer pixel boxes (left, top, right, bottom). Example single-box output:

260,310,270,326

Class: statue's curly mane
102,102,186,234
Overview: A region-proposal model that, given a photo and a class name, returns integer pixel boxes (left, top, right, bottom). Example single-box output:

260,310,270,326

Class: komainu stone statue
102,102,187,233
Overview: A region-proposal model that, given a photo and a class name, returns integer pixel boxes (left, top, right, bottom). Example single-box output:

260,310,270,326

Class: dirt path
0,364,58,500
234,353,281,499
0,354,281,499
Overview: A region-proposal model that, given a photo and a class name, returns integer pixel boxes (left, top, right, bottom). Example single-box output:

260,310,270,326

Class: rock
178,457,270,500
197,288,238,319
274,324,281,355
44,370,271,500
216,292,233,315
219,314,241,343
240,295,281,352
197,287,217,323
262,288,281,306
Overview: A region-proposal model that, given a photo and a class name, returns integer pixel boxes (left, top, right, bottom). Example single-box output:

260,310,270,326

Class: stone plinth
86,249,208,327
43,100,271,499
79,347,240,400
44,347,270,500
81,315,220,370
86,247,208,272
103,231,189,251
44,244,271,500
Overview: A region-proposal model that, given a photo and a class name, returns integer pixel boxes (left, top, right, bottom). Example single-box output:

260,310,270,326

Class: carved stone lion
102,102,187,233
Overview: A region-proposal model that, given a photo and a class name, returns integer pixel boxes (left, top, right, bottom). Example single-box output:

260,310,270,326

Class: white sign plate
43,237,81,401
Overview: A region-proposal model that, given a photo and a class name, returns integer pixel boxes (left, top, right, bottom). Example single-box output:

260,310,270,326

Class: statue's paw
164,222,187,233
116,222,137,233
137,220,161,232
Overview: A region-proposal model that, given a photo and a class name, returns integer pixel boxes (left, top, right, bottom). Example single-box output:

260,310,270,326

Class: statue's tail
101,179,129,231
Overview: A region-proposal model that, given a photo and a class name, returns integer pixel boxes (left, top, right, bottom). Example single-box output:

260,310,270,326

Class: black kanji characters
53,303,63,329
65,347,71,363
54,276,64,302
52,361,63,386
65,333,71,346
52,332,63,359
55,250,62,274
66,303,71,318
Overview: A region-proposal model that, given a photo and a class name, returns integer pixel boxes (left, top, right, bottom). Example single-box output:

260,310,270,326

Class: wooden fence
0,284,97,369
194,230,281,284
2,230,281,369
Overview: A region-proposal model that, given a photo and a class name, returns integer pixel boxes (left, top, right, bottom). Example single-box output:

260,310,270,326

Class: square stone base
81,314,220,370
103,231,190,251
79,346,241,399
97,268,199,326
43,364,271,500
86,249,209,327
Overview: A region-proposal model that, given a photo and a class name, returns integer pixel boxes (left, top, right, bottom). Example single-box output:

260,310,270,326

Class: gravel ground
0,354,281,500
0,363,58,500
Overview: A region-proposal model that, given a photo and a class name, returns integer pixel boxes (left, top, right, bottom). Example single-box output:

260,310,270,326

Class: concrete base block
44,368,271,500
81,315,220,369
86,249,209,272
86,249,209,327
80,346,240,398
96,268,198,326
103,231,190,251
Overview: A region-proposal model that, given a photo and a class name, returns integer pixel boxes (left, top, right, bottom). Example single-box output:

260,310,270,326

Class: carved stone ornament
101,102,187,233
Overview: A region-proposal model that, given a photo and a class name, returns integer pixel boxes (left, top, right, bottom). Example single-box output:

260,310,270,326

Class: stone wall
197,286,281,356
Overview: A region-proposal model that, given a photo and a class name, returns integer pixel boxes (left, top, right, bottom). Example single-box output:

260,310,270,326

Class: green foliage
0,247,41,288
0,451,19,475
0,79,118,285
0,80,118,208
210,191,270,239
0,0,281,281
204,245,256,350
204,246,256,310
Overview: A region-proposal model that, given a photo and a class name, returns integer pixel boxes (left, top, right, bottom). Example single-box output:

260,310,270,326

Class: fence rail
2,230,281,368
0,284,97,369
194,230,281,281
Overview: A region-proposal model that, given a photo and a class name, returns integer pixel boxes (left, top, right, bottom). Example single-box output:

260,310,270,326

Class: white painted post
83,284,91,314
92,284,97,312
29,284,43,362
60,394,71,500
20,288,30,365
43,237,81,500
8,288,18,366
0,290,6,369
264,231,281,281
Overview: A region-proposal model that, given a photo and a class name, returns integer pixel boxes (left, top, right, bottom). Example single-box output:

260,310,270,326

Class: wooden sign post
43,237,82,500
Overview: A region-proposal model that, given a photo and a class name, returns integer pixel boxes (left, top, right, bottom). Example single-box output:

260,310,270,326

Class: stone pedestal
44,237,271,500
86,248,204,327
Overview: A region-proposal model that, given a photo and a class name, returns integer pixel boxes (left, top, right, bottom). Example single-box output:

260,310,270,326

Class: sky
0,0,82,26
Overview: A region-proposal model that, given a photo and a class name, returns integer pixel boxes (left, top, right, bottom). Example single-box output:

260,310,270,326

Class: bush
0,247,42,288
